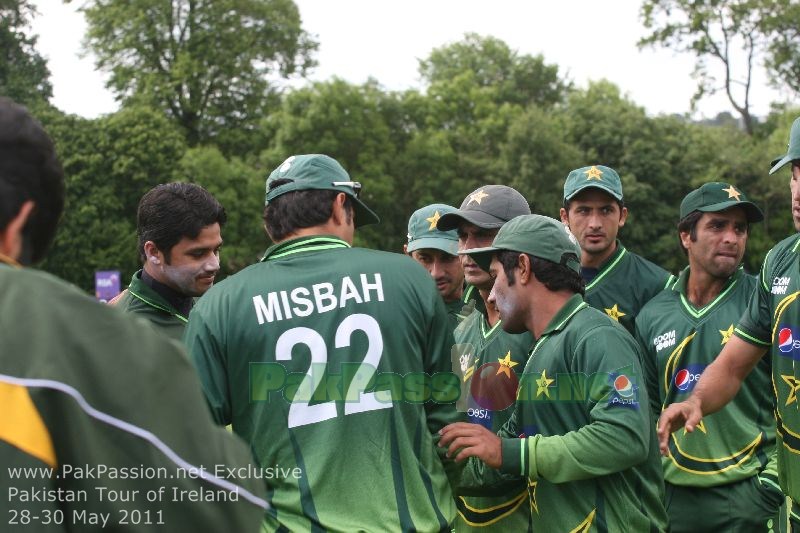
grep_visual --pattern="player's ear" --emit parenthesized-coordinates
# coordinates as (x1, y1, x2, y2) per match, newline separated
(559, 207, 569, 225)
(331, 193, 350, 227)
(0, 200, 34, 261)
(518, 253, 532, 284)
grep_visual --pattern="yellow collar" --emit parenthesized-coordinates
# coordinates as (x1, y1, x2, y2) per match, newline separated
(0, 252, 21, 268)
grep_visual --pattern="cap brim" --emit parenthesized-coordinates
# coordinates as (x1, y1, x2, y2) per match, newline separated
(564, 183, 623, 201)
(459, 245, 500, 272)
(697, 201, 764, 223)
(770, 154, 794, 175)
(407, 236, 459, 255)
(437, 210, 506, 231)
(353, 198, 380, 227)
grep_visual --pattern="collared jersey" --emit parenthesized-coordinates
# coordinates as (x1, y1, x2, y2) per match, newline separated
(635, 267, 777, 488)
(452, 310, 533, 530)
(462, 295, 668, 532)
(0, 264, 267, 532)
(445, 298, 472, 331)
(584, 241, 675, 335)
(736, 233, 800, 502)
(110, 270, 189, 341)
(184, 236, 460, 532)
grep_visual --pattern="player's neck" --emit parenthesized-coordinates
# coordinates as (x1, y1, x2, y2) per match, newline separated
(685, 267, 729, 308)
(580, 240, 618, 269)
(529, 289, 573, 339)
(280, 222, 354, 245)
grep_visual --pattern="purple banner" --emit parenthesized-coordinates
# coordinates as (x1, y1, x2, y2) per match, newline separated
(95, 270, 121, 302)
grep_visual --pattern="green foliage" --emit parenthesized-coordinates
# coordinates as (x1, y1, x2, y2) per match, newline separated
(178, 146, 266, 273)
(758, 0, 800, 96)
(39, 106, 186, 291)
(80, 0, 317, 153)
(0, 0, 52, 105)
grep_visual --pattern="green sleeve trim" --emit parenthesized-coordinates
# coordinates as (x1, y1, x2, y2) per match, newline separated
(664, 274, 676, 289)
(759, 474, 781, 493)
(733, 327, 771, 347)
(760, 248, 774, 292)
(499, 438, 523, 476)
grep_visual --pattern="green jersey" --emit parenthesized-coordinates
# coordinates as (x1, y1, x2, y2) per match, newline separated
(184, 236, 460, 532)
(452, 311, 533, 530)
(736, 233, 800, 502)
(584, 241, 675, 335)
(111, 270, 189, 341)
(461, 295, 668, 532)
(635, 267, 778, 488)
(445, 298, 472, 331)
(1, 264, 267, 532)
(461, 284, 485, 317)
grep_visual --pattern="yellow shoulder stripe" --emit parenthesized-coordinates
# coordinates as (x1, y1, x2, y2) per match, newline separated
(0, 382, 56, 468)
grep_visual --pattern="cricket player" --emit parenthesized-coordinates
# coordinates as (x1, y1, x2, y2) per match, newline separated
(184, 153, 461, 531)
(560, 164, 675, 334)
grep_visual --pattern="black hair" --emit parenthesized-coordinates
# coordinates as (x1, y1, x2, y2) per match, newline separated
(0, 97, 65, 265)
(263, 179, 353, 242)
(497, 250, 585, 296)
(137, 183, 226, 263)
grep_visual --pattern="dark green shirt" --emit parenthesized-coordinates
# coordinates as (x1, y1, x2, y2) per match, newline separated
(452, 311, 533, 530)
(584, 241, 675, 335)
(184, 236, 460, 532)
(635, 267, 778, 489)
(461, 294, 668, 532)
(736, 233, 800, 502)
(1, 264, 267, 532)
(112, 270, 188, 341)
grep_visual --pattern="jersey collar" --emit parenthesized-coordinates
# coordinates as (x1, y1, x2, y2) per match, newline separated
(673, 265, 743, 319)
(584, 240, 626, 291)
(127, 270, 189, 322)
(539, 293, 588, 337)
(261, 235, 350, 262)
(0, 252, 21, 268)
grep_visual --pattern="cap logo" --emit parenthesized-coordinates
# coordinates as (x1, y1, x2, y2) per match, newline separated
(584, 166, 603, 181)
(722, 185, 741, 201)
(279, 155, 296, 173)
(467, 189, 489, 205)
(426, 210, 442, 230)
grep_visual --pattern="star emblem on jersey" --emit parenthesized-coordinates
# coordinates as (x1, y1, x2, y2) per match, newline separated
(782, 375, 800, 406)
(719, 324, 734, 345)
(536, 369, 555, 398)
(467, 189, 489, 205)
(604, 304, 626, 322)
(496, 351, 519, 379)
(426, 210, 442, 230)
(584, 166, 603, 180)
(722, 185, 741, 201)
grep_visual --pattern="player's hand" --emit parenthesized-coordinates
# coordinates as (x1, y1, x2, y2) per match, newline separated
(438, 422, 502, 468)
(657, 397, 703, 456)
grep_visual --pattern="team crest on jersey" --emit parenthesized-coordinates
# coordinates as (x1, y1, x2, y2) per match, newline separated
(772, 276, 791, 295)
(653, 330, 676, 352)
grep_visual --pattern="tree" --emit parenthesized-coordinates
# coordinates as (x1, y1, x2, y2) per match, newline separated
(639, 0, 764, 135)
(419, 33, 568, 109)
(758, 0, 800, 96)
(0, 0, 52, 105)
(79, 0, 317, 152)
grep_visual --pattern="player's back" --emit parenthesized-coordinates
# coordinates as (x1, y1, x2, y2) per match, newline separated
(186, 236, 459, 532)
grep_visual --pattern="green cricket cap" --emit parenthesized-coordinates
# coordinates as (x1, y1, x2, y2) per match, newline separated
(679, 182, 763, 222)
(563, 165, 623, 201)
(265, 154, 380, 227)
(462, 214, 581, 274)
(769, 116, 800, 175)
(407, 203, 459, 255)
(436, 185, 531, 231)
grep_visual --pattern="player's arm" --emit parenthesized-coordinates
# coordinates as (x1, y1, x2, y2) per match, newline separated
(183, 303, 232, 426)
(657, 336, 767, 454)
(442, 332, 654, 483)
